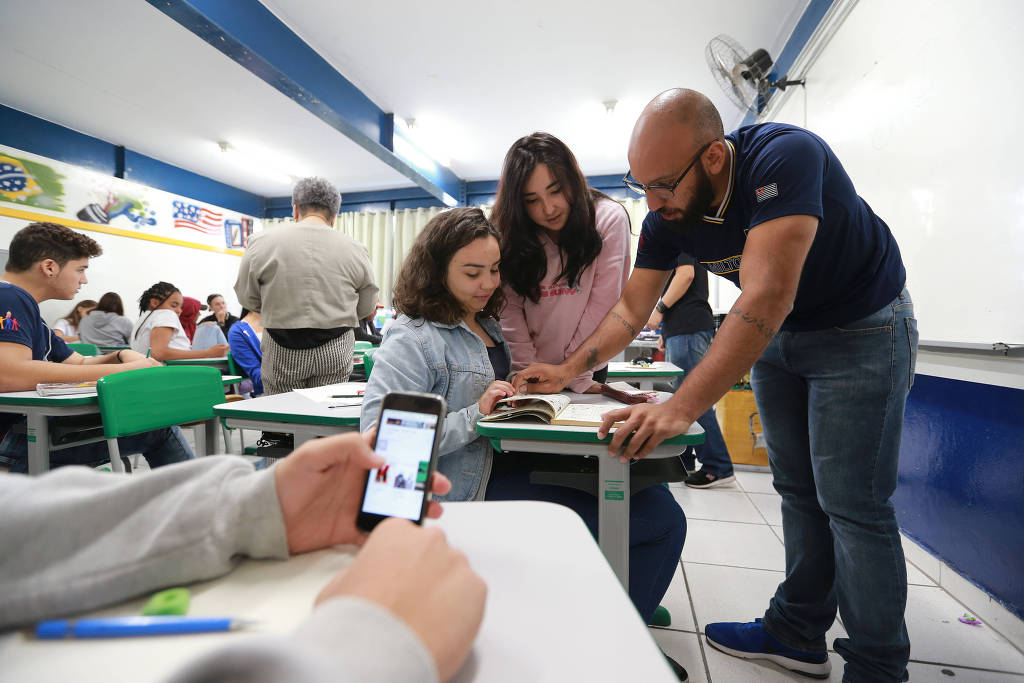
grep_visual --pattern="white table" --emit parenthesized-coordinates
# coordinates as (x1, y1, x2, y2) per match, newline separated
(0, 502, 677, 682)
(214, 386, 363, 448)
(0, 376, 242, 474)
(476, 392, 703, 587)
(165, 356, 230, 373)
(606, 361, 685, 390)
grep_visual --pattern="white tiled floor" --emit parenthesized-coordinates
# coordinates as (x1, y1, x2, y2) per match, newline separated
(651, 469, 1024, 681)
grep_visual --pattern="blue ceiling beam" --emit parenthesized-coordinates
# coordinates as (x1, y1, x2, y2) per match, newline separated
(145, 0, 465, 205)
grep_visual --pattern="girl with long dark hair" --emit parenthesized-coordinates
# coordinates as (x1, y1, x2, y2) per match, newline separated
(491, 132, 631, 392)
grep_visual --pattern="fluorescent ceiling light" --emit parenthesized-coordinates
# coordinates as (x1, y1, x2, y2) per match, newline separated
(217, 140, 305, 186)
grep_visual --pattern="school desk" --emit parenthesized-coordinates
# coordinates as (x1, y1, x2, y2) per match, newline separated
(0, 501, 677, 682)
(0, 376, 242, 474)
(164, 356, 231, 372)
(213, 386, 363, 448)
(606, 361, 685, 390)
(475, 392, 703, 587)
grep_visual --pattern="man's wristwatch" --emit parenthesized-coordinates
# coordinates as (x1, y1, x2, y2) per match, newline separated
(655, 299, 669, 314)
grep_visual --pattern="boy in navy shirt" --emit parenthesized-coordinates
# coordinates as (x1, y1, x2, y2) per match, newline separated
(518, 90, 915, 682)
(0, 222, 193, 473)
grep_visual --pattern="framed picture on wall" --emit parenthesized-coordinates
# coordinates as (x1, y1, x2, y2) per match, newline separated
(224, 220, 243, 248)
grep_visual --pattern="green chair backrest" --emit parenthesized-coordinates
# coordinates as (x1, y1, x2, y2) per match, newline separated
(354, 340, 375, 351)
(362, 347, 376, 378)
(226, 350, 246, 378)
(97, 366, 225, 438)
(68, 342, 99, 356)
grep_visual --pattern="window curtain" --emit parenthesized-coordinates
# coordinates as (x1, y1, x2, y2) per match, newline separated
(252, 199, 651, 308)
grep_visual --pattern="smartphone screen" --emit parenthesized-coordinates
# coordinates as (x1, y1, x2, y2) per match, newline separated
(358, 395, 444, 529)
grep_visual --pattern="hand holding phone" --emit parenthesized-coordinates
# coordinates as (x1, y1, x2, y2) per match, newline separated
(357, 392, 447, 532)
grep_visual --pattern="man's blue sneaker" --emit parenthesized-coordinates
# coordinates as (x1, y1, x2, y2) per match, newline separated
(705, 618, 831, 678)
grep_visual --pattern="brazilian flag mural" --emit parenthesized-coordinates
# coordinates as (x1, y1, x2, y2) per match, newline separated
(0, 153, 65, 211)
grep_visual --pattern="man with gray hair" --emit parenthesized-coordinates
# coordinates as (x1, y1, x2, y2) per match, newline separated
(235, 177, 378, 395)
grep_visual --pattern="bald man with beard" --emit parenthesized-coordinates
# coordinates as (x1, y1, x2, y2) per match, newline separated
(517, 89, 915, 682)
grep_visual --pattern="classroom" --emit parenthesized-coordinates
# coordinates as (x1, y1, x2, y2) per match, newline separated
(1, 0, 1022, 681)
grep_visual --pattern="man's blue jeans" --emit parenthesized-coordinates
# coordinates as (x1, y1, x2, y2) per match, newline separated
(754, 289, 917, 683)
(0, 421, 194, 473)
(664, 329, 734, 477)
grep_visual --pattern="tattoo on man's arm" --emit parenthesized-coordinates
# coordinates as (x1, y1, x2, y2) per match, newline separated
(610, 311, 638, 338)
(585, 347, 599, 371)
(730, 308, 778, 342)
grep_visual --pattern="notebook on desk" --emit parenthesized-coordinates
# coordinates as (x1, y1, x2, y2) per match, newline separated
(480, 394, 627, 428)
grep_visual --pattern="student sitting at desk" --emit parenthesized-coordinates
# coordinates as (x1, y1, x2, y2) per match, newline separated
(51, 297, 96, 342)
(360, 209, 687, 677)
(492, 132, 630, 392)
(131, 282, 230, 361)
(0, 432, 484, 683)
(0, 222, 192, 473)
(228, 308, 264, 395)
(78, 291, 133, 346)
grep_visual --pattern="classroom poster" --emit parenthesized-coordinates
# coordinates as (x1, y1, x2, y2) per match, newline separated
(0, 145, 261, 254)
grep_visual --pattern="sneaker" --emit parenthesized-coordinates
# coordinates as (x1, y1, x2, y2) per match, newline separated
(661, 651, 689, 681)
(685, 470, 735, 489)
(705, 618, 830, 678)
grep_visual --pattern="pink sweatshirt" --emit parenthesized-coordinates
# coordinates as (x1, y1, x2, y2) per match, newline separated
(501, 197, 631, 392)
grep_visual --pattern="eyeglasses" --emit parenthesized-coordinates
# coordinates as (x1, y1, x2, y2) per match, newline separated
(623, 140, 716, 199)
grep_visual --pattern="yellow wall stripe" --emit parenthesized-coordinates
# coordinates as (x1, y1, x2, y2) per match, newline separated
(0, 206, 244, 257)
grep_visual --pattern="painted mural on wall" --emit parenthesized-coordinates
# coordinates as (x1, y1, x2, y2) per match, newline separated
(0, 146, 259, 252)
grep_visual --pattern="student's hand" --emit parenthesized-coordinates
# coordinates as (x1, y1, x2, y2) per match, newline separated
(512, 362, 570, 394)
(658, 336, 665, 353)
(124, 358, 163, 370)
(597, 402, 693, 462)
(117, 349, 147, 363)
(275, 431, 451, 554)
(316, 518, 486, 681)
(206, 343, 230, 356)
(645, 310, 663, 331)
(478, 380, 515, 414)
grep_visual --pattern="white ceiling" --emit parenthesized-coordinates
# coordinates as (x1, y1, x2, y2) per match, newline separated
(0, 0, 808, 198)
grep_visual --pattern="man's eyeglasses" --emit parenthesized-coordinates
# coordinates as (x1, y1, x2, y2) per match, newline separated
(623, 140, 716, 199)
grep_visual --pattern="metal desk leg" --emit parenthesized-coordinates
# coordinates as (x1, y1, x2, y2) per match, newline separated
(597, 452, 630, 590)
(26, 412, 51, 475)
(203, 418, 218, 455)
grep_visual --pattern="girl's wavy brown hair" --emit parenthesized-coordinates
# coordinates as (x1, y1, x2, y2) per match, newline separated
(392, 207, 504, 325)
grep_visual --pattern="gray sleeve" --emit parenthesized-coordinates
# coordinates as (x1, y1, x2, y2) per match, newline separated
(0, 457, 288, 629)
(355, 245, 380, 321)
(166, 598, 438, 683)
(234, 244, 263, 313)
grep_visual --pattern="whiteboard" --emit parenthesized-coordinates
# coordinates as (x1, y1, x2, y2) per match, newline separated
(767, 0, 1024, 344)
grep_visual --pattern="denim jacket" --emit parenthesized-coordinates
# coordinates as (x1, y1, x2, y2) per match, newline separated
(360, 313, 511, 502)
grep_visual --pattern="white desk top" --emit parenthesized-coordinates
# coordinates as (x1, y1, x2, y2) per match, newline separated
(214, 384, 365, 426)
(607, 361, 684, 376)
(0, 501, 675, 682)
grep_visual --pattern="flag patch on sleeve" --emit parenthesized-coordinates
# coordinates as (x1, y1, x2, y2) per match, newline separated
(755, 183, 778, 202)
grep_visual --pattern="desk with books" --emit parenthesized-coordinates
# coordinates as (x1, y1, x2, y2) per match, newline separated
(0, 376, 242, 474)
(213, 384, 365, 448)
(475, 392, 703, 587)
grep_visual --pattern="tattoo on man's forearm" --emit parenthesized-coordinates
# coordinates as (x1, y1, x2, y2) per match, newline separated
(585, 347, 599, 371)
(610, 311, 638, 338)
(729, 308, 778, 341)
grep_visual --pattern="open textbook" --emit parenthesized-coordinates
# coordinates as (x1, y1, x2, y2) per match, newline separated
(479, 393, 627, 427)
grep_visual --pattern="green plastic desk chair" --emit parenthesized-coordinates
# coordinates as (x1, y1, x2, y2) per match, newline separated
(96, 366, 225, 473)
(354, 340, 374, 351)
(67, 342, 99, 356)
(361, 347, 377, 378)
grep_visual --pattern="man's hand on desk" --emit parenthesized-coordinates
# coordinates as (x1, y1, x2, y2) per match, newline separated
(316, 518, 487, 682)
(512, 362, 571, 394)
(597, 402, 693, 462)
(275, 430, 451, 554)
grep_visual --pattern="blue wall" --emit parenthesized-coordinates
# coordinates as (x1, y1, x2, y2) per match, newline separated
(895, 374, 1024, 619)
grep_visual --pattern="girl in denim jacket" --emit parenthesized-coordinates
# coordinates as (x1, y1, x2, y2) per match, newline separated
(360, 208, 686, 632)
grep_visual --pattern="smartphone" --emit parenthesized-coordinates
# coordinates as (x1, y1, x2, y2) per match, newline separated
(356, 391, 447, 532)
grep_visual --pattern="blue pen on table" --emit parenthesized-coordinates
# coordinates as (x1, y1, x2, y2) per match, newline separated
(35, 616, 255, 639)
